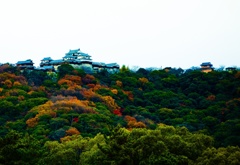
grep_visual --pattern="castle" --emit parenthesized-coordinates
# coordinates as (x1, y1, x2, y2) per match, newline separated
(16, 48, 120, 73)
(200, 62, 213, 73)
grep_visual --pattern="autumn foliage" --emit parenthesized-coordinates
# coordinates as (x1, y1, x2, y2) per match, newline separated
(58, 75, 82, 90)
(102, 96, 120, 111)
(124, 115, 146, 129)
(1, 63, 240, 164)
(113, 109, 122, 116)
(66, 127, 80, 136)
(26, 95, 96, 127)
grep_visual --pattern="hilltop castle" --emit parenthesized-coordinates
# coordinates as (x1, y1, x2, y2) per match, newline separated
(16, 48, 120, 73)
(200, 62, 213, 73)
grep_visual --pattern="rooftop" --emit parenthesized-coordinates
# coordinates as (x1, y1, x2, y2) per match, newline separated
(37, 65, 54, 70)
(92, 62, 106, 66)
(41, 57, 53, 61)
(200, 62, 213, 66)
(106, 63, 120, 68)
(67, 49, 80, 54)
(49, 59, 64, 64)
(16, 59, 34, 65)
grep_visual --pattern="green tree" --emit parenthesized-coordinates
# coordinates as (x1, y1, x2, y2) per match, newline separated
(58, 64, 75, 78)
(84, 125, 213, 165)
(193, 146, 240, 165)
(0, 131, 45, 165)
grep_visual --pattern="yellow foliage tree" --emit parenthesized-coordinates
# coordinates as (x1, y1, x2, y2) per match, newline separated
(102, 96, 120, 111)
(0, 73, 27, 85)
(13, 81, 21, 87)
(26, 117, 39, 128)
(116, 80, 123, 87)
(26, 96, 96, 127)
(139, 77, 149, 84)
(111, 89, 118, 95)
(4, 80, 12, 88)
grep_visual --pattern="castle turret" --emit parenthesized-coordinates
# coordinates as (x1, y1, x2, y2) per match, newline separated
(200, 62, 213, 73)
(16, 59, 34, 70)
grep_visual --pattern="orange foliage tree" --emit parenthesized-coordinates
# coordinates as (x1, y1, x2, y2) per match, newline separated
(124, 115, 146, 129)
(0, 73, 27, 86)
(4, 80, 12, 88)
(82, 74, 96, 84)
(58, 75, 82, 90)
(93, 84, 102, 91)
(80, 88, 96, 100)
(87, 83, 95, 89)
(122, 91, 134, 101)
(66, 127, 80, 136)
(206, 95, 216, 101)
(234, 71, 240, 79)
(111, 89, 118, 95)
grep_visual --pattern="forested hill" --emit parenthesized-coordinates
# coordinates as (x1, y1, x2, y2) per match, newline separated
(0, 63, 240, 164)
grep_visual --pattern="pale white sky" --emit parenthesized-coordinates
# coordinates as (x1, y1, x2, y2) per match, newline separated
(0, 0, 240, 69)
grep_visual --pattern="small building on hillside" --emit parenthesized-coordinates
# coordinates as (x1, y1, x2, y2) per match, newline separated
(16, 59, 35, 70)
(226, 67, 237, 72)
(200, 62, 213, 73)
(164, 67, 172, 72)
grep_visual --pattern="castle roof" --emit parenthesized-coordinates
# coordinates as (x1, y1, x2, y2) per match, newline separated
(78, 60, 92, 64)
(41, 57, 53, 61)
(37, 65, 54, 71)
(106, 63, 120, 68)
(49, 59, 64, 64)
(16, 59, 34, 65)
(63, 54, 75, 59)
(80, 52, 91, 57)
(67, 49, 80, 54)
(92, 62, 106, 66)
(200, 62, 213, 66)
(65, 48, 91, 57)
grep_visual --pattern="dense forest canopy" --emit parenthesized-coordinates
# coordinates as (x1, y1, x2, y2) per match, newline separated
(0, 63, 240, 164)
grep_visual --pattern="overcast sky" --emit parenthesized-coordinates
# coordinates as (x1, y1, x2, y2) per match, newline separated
(0, 0, 240, 69)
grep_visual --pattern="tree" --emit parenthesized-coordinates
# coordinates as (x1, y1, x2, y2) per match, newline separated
(193, 146, 240, 165)
(86, 125, 213, 164)
(23, 70, 49, 86)
(0, 131, 45, 165)
(120, 65, 130, 73)
(57, 64, 75, 78)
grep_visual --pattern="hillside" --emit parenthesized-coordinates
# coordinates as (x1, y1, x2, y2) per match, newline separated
(0, 63, 240, 164)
